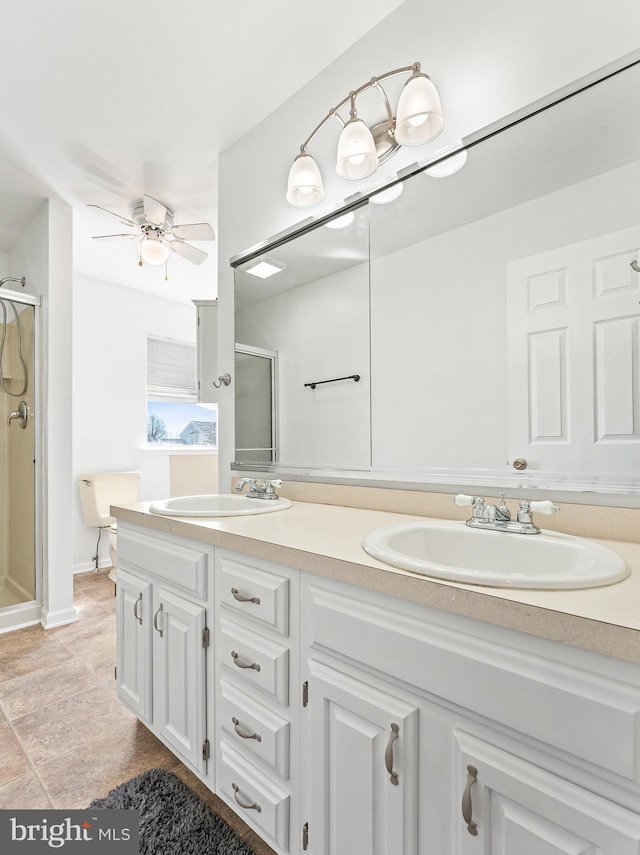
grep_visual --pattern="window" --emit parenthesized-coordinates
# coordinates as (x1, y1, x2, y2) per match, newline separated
(146, 336, 217, 448)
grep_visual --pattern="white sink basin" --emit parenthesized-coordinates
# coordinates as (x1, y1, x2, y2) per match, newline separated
(362, 519, 628, 589)
(149, 494, 293, 518)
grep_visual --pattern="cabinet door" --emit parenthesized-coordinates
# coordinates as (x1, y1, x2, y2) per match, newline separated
(152, 586, 207, 772)
(307, 659, 418, 855)
(455, 731, 640, 854)
(116, 568, 152, 721)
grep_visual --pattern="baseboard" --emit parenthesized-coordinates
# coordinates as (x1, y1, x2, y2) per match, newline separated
(0, 601, 43, 633)
(40, 605, 78, 629)
(73, 559, 112, 575)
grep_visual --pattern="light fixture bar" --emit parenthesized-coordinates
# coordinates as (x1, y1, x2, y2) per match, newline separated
(286, 61, 444, 208)
(299, 63, 419, 152)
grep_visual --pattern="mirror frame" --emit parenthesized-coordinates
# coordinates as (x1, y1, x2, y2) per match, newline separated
(230, 50, 640, 507)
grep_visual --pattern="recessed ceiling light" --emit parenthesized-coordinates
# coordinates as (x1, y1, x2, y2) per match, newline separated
(242, 257, 286, 279)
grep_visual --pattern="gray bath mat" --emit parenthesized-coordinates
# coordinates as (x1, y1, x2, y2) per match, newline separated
(88, 768, 255, 855)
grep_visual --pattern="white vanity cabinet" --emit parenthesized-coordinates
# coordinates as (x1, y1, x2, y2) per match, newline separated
(113, 520, 640, 855)
(214, 548, 299, 853)
(302, 575, 640, 855)
(115, 523, 212, 777)
(455, 731, 640, 853)
(305, 657, 420, 855)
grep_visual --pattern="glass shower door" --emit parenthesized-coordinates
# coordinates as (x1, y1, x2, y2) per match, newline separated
(234, 344, 277, 464)
(0, 297, 35, 609)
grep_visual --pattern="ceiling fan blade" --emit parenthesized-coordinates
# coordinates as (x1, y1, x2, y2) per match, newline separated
(91, 233, 138, 240)
(170, 240, 208, 265)
(143, 194, 167, 227)
(171, 222, 215, 242)
(87, 203, 136, 228)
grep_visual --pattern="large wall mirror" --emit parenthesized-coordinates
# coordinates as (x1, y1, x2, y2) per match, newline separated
(232, 56, 640, 500)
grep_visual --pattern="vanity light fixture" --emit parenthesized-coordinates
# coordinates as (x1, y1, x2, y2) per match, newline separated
(241, 256, 287, 279)
(286, 62, 443, 208)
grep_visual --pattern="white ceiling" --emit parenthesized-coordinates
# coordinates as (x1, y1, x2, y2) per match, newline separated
(0, 0, 405, 302)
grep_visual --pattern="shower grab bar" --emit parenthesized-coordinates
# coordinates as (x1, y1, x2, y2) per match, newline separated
(304, 373, 360, 389)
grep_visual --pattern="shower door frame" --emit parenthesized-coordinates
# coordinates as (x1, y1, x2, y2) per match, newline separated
(0, 287, 42, 629)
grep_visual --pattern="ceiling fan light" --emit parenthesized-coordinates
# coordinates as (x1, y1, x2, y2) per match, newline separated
(394, 72, 444, 147)
(336, 117, 378, 179)
(286, 152, 324, 207)
(140, 235, 170, 265)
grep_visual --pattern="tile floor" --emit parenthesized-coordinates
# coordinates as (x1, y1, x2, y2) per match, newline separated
(0, 569, 275, 855)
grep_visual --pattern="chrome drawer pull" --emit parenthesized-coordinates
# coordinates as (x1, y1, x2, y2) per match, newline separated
(153, 603, 164, 638)
(231, 587, 261, 605)
(232, 716, 262, 742)
(133, 593, 143, 625)
(232, 782, 262, 812)
(385, 722, 399, 785)
(231, 650, 261, 672)
(462, 764, 478, 836)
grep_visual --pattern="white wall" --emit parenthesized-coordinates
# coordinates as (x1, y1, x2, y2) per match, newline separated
(72, 274, 197, 572)
(216, 0, 640, 489)
(0, 250, 8, 278)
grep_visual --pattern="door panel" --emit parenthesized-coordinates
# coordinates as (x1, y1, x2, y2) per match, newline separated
(152, 587, 206, 772)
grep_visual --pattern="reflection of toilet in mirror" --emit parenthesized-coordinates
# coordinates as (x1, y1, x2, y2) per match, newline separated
(77, 472, 141, 583)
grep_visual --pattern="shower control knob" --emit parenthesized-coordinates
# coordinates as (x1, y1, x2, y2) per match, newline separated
(7, 400, 28, 429)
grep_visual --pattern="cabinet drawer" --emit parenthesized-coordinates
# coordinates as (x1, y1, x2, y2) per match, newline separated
(219, 741, 290, 851)
(220, 616, 289, 705)
(118, 526, 208, 600)
(218, 553, 289, 636)
(219, 680, 290, 779)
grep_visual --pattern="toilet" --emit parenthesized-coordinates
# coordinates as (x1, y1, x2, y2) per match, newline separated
(77, 471, 141, 583)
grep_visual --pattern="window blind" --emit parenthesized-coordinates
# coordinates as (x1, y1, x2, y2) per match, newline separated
(147, 337, 197, 402)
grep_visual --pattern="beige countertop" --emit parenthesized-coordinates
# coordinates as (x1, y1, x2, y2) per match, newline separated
(113, 500, 640, 665)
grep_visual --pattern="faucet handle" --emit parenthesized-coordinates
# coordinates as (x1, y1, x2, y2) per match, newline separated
(453, 494, 475, 507)
(529, 500, 560, 515)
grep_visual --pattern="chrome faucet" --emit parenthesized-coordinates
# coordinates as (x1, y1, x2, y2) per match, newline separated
(454, 493, 559, 535)
(235, 478, 284, 500)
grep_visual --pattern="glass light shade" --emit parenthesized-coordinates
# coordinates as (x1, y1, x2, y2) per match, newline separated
(336, 117, 378, 179)
(425, 147, 468, 177)
(369, 183, 404, 205)
(325, 211, 355, 229)
(140, 236, 170, 265)
(286, 152, 324, 207)
(394, 73, 444, 146)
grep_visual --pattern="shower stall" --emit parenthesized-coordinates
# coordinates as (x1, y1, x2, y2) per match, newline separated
(0, 280, 40, 632)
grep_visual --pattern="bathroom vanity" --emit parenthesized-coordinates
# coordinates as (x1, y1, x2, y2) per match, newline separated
(113, 499, 640, 855)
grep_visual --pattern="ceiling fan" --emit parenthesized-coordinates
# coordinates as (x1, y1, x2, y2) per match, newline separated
(88, 195, 215, 268)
